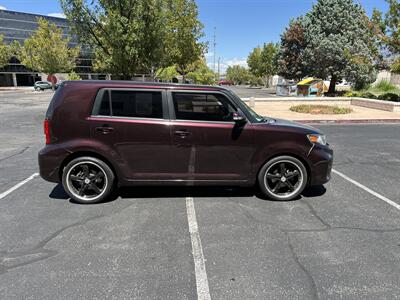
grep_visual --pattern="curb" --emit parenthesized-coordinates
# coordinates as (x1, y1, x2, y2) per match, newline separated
(295, 119, 400, 125)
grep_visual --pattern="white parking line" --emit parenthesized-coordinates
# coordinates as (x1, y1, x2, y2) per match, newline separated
(185, 197, 211, 300)
(0, 173, 39, 200)
(332, 169, 400, 210)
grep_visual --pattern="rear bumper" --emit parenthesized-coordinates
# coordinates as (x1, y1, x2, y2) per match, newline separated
(308, 145, 333, 186)
(38, 145, 69, 183)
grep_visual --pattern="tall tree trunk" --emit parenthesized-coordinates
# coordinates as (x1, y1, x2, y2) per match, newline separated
(265, 75, 270, 88)
(328, 75, 337, 95)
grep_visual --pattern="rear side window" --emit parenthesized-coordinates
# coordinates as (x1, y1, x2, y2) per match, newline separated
(172, 92, 236, 122)
(95, 90, 111, 116)
(92, 89, 163, 119)
(45, 83, 64, 119)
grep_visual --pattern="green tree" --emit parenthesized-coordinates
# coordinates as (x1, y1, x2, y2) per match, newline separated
(61, 0, 205, 81)
(277, 19, 308, 81)
(186, 60, 216, 85)
(391, 58, 400, 73)
(301, 0, 378, 93)
(166, 0, 206, 82)
(0, 35, 11, 68)
(156, 66, 179, 82)
(67, 71, 81, 80)
(62, 0, 167, 79)
(247, 42, 278, 87)
(226, 65, 250, 85)
(371, 1, 400, 73)
(20, 18, 79, 88)
(0, 36, 19, 68)
(383, 0, 400, 54)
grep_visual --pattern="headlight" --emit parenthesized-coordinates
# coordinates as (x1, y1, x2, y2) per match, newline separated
(307, 134, 327, 146)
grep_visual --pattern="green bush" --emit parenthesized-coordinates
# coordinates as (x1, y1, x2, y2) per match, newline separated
(344, 91, 361, 97)
(375, 80, 397, 92)
(377, 93, 400, 102)
(360, 92, 376, 99)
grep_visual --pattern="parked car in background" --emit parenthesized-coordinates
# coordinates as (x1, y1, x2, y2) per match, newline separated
(218, 79, 234, 86)
(39, 81, 333, 204)
(34, 81, 52, 91)
(34, 81, 60, 91)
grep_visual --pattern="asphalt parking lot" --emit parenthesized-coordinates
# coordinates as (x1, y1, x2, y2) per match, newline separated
(1, 89, 400, 299)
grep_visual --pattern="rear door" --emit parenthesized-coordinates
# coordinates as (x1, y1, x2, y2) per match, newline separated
(168, 90, 255, 182)
(90, 88, 176, 181)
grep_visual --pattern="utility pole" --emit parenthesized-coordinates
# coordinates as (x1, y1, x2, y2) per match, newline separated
(213, 27, 216, 73)
(217, 57, 220, 80)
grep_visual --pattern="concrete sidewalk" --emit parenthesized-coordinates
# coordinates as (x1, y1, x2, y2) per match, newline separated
(252, 100, 400, 124)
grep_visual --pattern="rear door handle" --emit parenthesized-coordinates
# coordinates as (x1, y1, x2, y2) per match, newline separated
(174, 130, 191, 137)
(95, 125, 114, 134)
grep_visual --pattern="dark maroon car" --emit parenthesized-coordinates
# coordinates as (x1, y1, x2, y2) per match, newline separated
(218, 79, 234, 86)
(39, 81, 333, 204)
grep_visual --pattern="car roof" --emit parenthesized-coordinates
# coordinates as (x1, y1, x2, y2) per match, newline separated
(62, 80, 231, 92)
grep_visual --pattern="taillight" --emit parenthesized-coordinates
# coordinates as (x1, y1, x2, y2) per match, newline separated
(44, 119, 51, 144)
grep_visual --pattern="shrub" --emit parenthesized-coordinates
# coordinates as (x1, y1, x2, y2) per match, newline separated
(377, 93, 400, 102)
(290, 104, 353, 114)
(344, 91, 361, 97)
(360, 92, 376, 99)
(375, 80, 397, 92)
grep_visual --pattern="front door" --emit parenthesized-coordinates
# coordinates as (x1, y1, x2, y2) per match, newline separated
(169, 91, 255, 183)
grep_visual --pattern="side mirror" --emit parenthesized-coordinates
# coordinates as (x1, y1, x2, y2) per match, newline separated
(232, 111, 246, 123)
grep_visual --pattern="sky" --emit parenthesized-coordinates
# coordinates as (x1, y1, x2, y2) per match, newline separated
(0, 0, 390, 73)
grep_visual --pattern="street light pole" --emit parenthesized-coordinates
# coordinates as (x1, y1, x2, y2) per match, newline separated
(213, 27, 216, 73)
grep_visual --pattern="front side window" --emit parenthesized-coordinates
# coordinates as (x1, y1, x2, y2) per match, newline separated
(92, 89, 163, 119)
(172, 92, 236, 122)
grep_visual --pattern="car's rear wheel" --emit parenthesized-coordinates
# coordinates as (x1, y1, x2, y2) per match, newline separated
(62, 156, 115, 204)
(258, 155, 308, 201)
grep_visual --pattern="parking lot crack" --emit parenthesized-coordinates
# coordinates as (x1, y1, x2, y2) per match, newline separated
(0, 147, 29, 162)
(285, 232, 319, 300)
(300, 199, 331, 230)
(0, 201, 136, 274)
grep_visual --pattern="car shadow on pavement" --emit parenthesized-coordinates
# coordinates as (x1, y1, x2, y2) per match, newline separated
(49, 183, 326, 203)
(49, 184, 70, 200)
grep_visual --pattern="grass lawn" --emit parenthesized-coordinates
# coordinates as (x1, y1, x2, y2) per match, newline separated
(290, 104, 352, 115)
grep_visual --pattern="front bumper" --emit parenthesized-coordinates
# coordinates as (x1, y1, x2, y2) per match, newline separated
(308, 144, 333, 185)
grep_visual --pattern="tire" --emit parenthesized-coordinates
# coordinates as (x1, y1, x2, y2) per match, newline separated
(258, 155, 308, 201)
(62, 156, 115, 204)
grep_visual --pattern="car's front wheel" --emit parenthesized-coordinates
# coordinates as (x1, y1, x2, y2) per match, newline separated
(62, 156, 115, 204)
(258, 155, 308, 201)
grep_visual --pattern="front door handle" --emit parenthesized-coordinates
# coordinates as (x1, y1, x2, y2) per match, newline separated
(174, 130, 191, 137)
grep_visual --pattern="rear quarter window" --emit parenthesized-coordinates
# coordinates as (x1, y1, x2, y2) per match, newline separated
(45, 83, 64, 119)
(92, 89, 111, 116)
